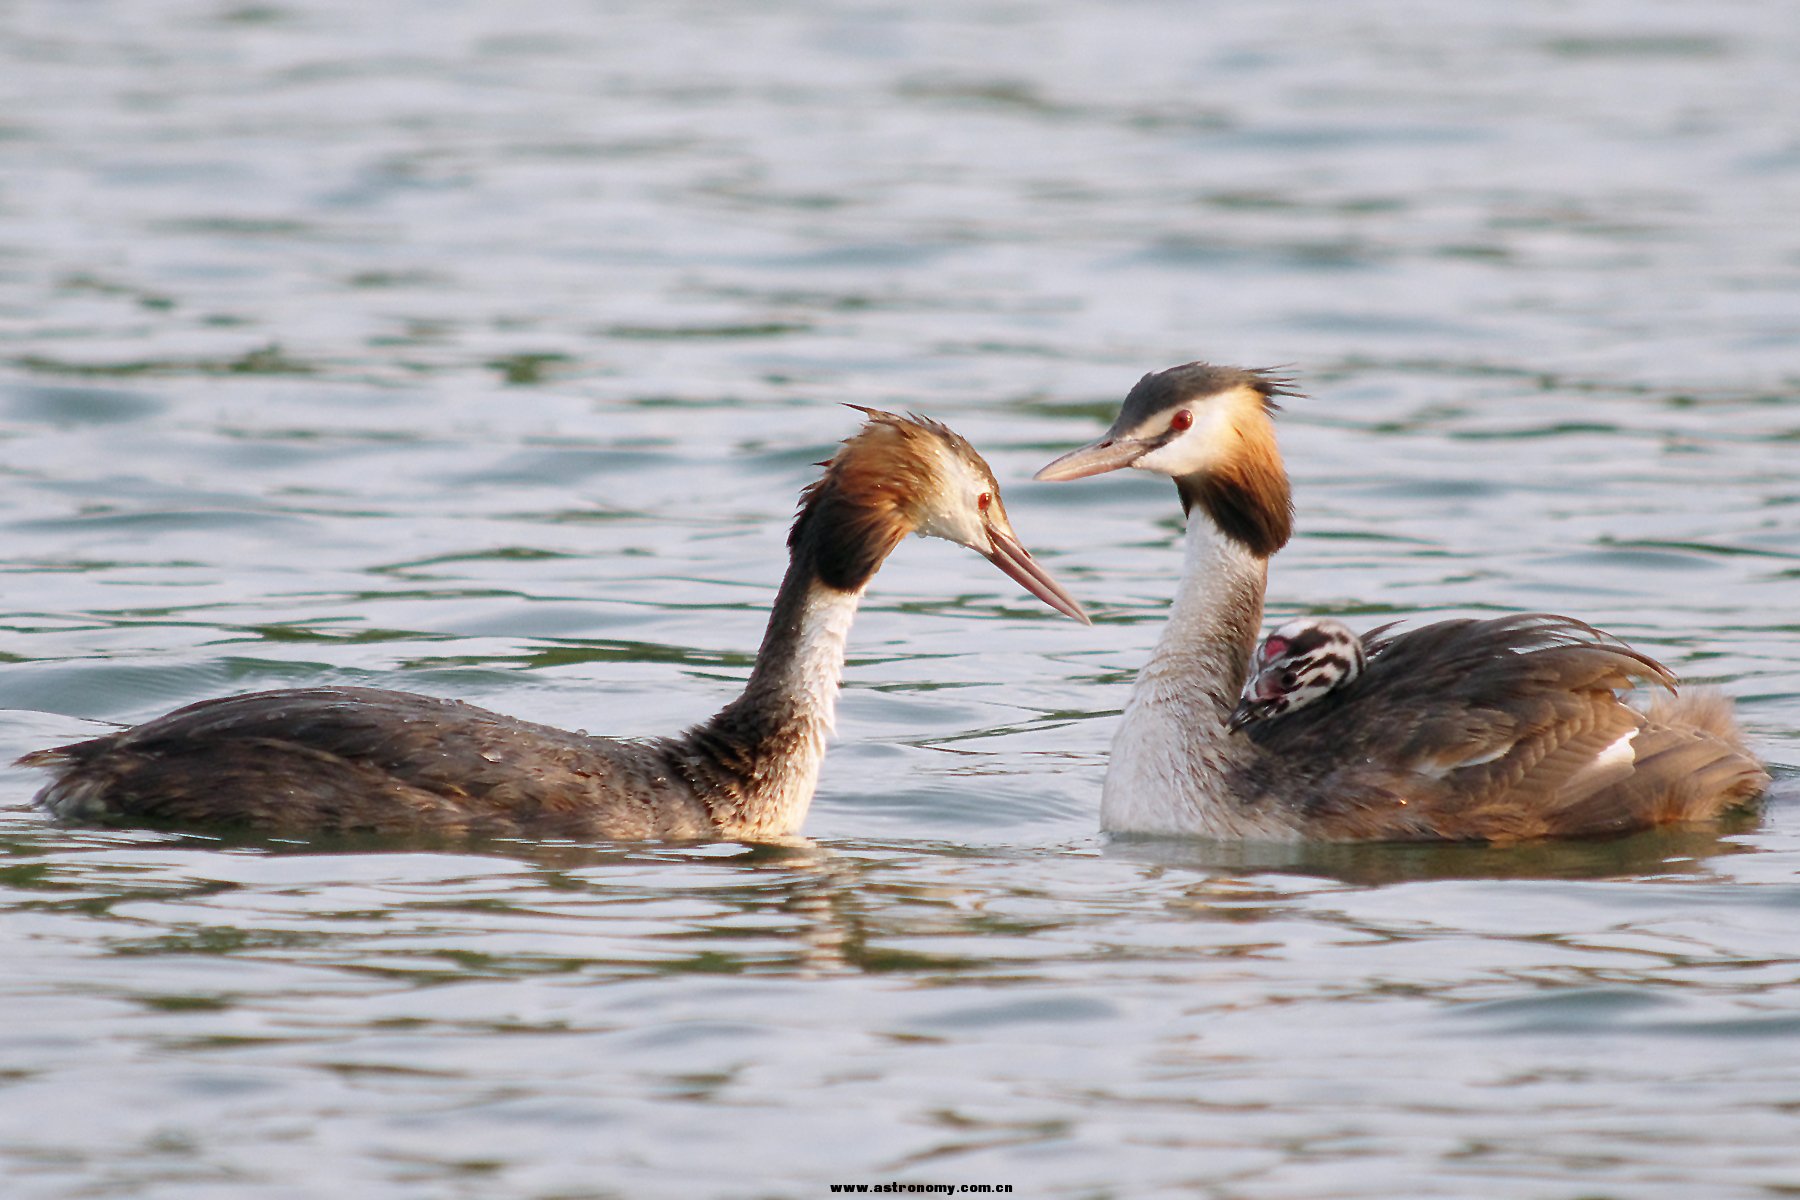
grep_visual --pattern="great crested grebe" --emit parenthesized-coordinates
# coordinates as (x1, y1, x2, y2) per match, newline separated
(1230, 616, 1371, 731)
(1037, 362, 1768, 842)
(23, 409, 1087, 840)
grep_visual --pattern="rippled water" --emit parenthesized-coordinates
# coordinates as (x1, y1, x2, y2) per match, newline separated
(3, 1, 1799, 1196)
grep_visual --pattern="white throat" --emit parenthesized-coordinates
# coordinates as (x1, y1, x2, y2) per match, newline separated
(1100, 512, 1277, 837)
(753, 580, 864, 835)
(785, 580, 863, 746)
(699, 573, 868, 840)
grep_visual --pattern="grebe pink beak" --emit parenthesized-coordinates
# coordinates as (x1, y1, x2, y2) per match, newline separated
(982, 527, 1089, 624)
(1033, 434, 1159, 481)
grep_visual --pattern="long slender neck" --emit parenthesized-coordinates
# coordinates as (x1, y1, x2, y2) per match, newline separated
(674, 466, 911, 838)
(1143, 512, 1268, 722)
(1100, 508, 1269, 834)
(673, 555, 865, 839)
(1134, 412, 1288, 731)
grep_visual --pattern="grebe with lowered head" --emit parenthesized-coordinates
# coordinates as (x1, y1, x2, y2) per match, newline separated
(1037, 363, 1767, 842)
(23, 408, 1087, 841)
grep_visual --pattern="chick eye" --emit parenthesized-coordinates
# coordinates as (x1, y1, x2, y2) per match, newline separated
(977, 492, 992, 512)
(1169, 409, 1194, 432)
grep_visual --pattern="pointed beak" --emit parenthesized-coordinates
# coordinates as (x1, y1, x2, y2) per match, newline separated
(983, 528, 1090, 624)
(1229, 672, 1287, 731)
(1241, 673, 1286, 705)
(1034, 435, 1155, 482)
(1226, 698, 1269, 732)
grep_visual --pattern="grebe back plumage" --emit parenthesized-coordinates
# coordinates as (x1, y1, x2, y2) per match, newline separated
(23, 409, 1087, 841)
(1037, 362, 1767, 842)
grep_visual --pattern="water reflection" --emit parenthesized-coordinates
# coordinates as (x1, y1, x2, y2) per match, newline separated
(1106, 812, 1766, 886)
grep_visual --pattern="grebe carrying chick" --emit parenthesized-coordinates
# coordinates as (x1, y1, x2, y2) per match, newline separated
(1038, 362, 1767, 842)
(22, 409, 1087, 840)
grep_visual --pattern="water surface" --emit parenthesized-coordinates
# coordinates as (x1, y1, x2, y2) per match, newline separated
(2, 2, 1798, 1197)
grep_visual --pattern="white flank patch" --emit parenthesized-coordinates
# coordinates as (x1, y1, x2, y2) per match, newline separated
(1591, 727, 1639, 771)
(1550, 725, 1641, 794)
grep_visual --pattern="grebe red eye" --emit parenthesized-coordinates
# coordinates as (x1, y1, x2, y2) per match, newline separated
(977, 492, 992, 512)
(1169, 409, 1194, 432)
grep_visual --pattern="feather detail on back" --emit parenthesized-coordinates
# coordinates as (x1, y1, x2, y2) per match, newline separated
(1236, 615, 1767, 842)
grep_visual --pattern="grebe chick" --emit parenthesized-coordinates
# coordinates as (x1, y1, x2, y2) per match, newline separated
(1230, 617, 1370, 731)
(23, 409, 1088, 841)
(1037, 362, 1767, 842)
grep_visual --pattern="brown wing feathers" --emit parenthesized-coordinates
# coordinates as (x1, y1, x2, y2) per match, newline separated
(1245, 615, 1764, 841)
